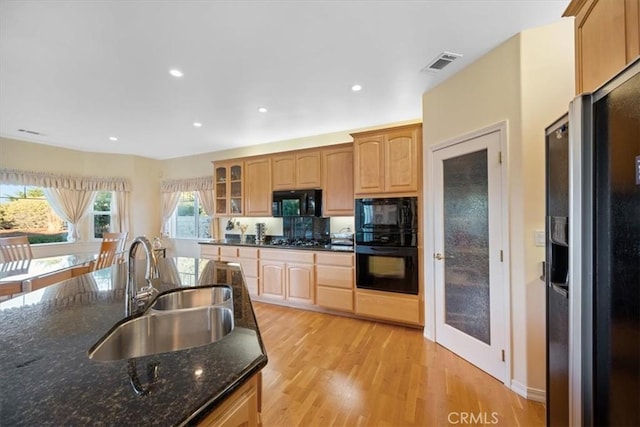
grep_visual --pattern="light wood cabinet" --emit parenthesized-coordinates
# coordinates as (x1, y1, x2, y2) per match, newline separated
(355, 289, 421, 325)
(200, 244, 220, 260)
(564, 0, 640, 93)
(352, 123, 422, 196)
(214, 160, 243, 216)
(322, 144, 354, 216)
(244, 157, 272, 216)
(198, 372, 261, 427)
(260, 249, 315, 304)
(295, 151, 322, 188)
(271, 150, 322, 190)
(272, 154, 296, 190)
(238, 247, 260, 296)
(260, 260, 286, 299)
(316, 252, 354, 312)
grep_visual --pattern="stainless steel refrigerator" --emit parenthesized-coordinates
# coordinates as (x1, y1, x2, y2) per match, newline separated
(545, 114, 570, 426)
(566, 57, 640, 426)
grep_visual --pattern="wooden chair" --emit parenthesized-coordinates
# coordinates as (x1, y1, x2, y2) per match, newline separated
(0, 236, 33, 263)
(102, 232, 128, 263)
(92, 240, 120, 272)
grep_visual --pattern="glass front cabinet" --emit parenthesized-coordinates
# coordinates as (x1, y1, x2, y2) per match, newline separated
(214, 161, 243, 215)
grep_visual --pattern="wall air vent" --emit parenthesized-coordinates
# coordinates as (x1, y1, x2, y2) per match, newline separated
(18, 128, 43, 135)
(421, 51, 462, 73)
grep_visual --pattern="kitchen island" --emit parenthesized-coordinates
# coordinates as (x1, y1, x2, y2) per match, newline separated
(0, 257, 268, 426)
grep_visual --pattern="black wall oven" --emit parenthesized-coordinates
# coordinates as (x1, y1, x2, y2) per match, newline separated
(355, 197, 419, 295)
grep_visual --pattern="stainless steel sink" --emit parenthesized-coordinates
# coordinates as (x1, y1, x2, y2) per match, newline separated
(88, 306, 234, 361)
(149, 285, 232, 311)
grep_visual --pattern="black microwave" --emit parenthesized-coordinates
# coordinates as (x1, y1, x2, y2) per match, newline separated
(355, 197, 418, 246)
(272, 189, 323, 217)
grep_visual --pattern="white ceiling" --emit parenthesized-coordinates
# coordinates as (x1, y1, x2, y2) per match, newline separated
(0, 0, 570, 160)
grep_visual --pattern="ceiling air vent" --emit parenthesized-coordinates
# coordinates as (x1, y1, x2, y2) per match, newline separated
(18, 128, 43, 135)
(421, 51, 462, 73)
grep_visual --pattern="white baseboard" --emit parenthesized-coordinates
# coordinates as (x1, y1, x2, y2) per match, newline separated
(511, 380, 546, 403)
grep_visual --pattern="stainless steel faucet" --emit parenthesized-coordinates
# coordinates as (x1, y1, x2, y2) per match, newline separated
(126, 236, 159, 316)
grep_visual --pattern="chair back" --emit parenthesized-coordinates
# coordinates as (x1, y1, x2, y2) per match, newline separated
(0, 236, 33, 263)
(102, 232, 128, 263)
(93, 240, 120, 271)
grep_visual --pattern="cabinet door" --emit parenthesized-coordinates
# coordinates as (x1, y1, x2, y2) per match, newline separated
(295, 151, 321, 188)
(286, 262, 314, 304)
(384, 127, 420, 193)
(322, 145, 354, 216)
(245, 157, 272, 216)
(272, 154, 296, 190)
(354, 135, 384, 194)
(570, 0, 640, 93)
(260, 261, 285, 298)
(214, 161, 243, 216)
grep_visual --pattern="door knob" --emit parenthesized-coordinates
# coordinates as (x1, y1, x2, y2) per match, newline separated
(434, 253, 443, 260)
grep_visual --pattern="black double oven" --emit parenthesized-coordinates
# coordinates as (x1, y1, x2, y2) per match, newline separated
(355, 197, 418, 295)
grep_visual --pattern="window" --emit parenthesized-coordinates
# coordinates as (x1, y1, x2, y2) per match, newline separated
(0, 184, 68, 243)
(92, 191, 113, 238)
(171, 191, 211, 238)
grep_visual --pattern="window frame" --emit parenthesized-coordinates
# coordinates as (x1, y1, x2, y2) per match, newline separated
(90, 190, 114, 240)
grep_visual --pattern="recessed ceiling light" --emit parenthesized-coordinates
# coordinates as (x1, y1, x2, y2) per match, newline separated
(258, 107, 267, 113)
(351, 84, 362, 92)
(193, 122, 202, 127)
(169, 69, 184, 78)
(109, 136, 118, 141)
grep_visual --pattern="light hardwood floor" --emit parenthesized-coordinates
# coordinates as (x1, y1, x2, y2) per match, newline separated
(254, 302, 545, 427)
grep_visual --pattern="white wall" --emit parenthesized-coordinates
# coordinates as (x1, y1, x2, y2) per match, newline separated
(421, 19, 574, 399)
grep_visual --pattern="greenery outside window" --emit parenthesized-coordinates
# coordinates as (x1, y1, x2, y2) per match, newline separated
(92, 191, 113, 238)
(0, 184, 68, 243)
(172, 191, 210, 238)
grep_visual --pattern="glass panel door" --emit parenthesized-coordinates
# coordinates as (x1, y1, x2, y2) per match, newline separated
(443, 149, 490, 344)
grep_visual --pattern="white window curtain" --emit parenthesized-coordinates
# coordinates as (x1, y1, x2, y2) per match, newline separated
(112, 191, 131, 235)
(197, 189, 215, 239)
(161, 176, 214, 237)
(43, 188, 97, 242)
(160, 192, 181, 236)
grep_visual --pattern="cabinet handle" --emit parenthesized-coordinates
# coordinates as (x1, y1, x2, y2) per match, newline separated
(434, 253, 443, 260)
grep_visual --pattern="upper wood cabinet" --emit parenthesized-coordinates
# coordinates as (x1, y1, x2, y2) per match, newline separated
(214, 160, 243, 216)
(564, 0, 640, 93)
(322, 144, 354, 216)
(244, 157, 272, 216)
(272, 154, 296, 190)
(295, 151, 321, 188)
(352, 123, 422, 196)
(272, 150, 321, 190)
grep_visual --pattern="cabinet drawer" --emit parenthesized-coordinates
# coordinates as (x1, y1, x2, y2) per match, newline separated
(317, 287, 353, 312)
(200, 245, 220, 259)
(316, 252, 353, 267)
(238, 259, 258, 277)
(316, 265, 353, 289)
(260, 249, 314, 264)
(355, 290, 421, 325)
(238, 247, 259, 258)
(220, 246, 239, 258)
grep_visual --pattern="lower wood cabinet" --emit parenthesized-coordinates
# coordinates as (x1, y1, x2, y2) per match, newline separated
(260, 249, 314, 305)
(198, 245, 422, 326)
(316, 252, 354, 312)
(198, 372, 261, 427)
(355, 289, 421, 325)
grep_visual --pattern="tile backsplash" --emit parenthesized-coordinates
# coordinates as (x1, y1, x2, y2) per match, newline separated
(216, 216, 354, 240)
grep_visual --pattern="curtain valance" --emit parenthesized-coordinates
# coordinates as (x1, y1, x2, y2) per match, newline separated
(0, 168, 131, 192)
(160, 176, 214, 193)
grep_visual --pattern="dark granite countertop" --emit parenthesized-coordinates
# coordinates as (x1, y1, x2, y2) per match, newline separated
(198, 240, 354, 252)
(0, 257, 268, 426)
